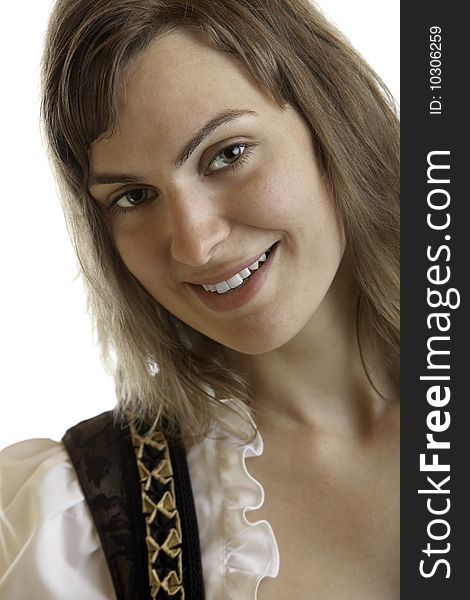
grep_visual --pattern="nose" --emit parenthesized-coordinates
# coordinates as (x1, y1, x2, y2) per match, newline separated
(167, 186, 231, 267)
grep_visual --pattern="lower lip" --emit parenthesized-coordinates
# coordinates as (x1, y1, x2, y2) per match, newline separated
(188, 242, 278, 312)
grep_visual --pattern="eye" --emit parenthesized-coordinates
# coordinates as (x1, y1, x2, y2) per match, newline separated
(206, 143, 248, 174)
(111, 188, 157, 210)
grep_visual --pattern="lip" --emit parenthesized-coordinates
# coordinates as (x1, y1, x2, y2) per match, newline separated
(185, 244, 276, 286)
(187, 241, 278, 312)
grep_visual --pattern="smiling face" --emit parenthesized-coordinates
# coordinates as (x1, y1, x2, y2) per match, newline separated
(89, 29, 345, 355)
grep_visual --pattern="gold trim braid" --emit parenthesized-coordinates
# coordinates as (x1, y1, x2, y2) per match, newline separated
(130, 420, 185, 599)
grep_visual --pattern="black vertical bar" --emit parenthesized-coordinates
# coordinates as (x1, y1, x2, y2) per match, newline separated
(401, 2, 469, 597)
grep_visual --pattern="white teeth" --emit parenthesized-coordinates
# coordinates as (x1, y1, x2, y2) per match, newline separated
(201, 246, 273, 294)
(248, 251, 268, 271)
(226, 274, 244, 289)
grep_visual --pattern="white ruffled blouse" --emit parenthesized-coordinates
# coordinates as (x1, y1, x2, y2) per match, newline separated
(0, 409, 279, 599)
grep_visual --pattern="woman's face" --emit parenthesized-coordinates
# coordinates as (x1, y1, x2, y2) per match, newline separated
(89, 29, 345, 354)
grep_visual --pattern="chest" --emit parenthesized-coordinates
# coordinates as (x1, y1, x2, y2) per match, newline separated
(246, 431, 400, 600)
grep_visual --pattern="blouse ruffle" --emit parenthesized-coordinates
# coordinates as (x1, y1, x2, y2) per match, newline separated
(187, 403, 280, 599)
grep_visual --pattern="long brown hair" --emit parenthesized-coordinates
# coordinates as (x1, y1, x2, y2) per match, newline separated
(42, 0, 399, 440)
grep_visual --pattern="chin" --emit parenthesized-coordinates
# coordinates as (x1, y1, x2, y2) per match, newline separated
(212, 322, 298, 356)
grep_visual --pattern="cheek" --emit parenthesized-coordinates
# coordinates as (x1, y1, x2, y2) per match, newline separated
(229, 167, 302, 231)
(111, 221, 167, 283)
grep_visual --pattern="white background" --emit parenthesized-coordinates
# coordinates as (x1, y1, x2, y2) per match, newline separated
(0, 1, 399, 449)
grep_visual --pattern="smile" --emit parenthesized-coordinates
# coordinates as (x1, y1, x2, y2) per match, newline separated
(201, 247, 273, 294)
(189, 241, 278, 312)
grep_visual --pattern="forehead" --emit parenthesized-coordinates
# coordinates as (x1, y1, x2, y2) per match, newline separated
(91, 29, 274, 162)
(123, 28, 266, 112)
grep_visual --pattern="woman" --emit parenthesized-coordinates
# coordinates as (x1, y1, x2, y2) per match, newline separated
(0, 0, 399, 598)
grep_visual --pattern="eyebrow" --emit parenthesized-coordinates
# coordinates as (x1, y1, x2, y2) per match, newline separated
(174, 108, 257, 167)
(88, 108, 257, 188)
(88, 172, 146, 187)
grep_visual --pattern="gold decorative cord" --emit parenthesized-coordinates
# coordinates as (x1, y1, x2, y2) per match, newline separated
(130, 421, 185, 599)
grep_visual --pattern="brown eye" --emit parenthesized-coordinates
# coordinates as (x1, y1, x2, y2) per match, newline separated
(113, 188, 157, 209)
(206, 143, 247, 173)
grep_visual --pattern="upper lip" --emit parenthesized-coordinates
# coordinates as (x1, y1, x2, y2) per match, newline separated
(185, 243, 275, 286)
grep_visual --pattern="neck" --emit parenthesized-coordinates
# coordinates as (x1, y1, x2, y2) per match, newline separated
(224, 265, 397, 438)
